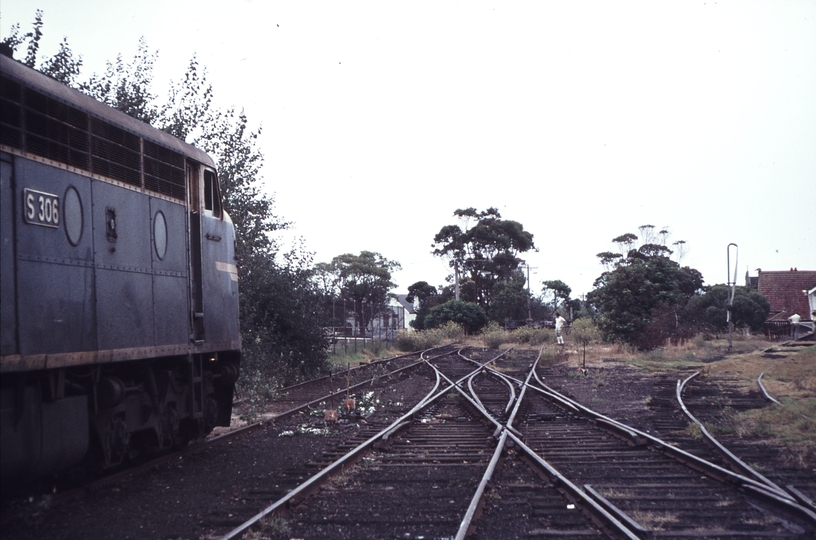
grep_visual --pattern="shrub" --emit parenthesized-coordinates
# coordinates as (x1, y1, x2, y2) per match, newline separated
(436, 321, 466, 341)
(511, 326, 553, 345)
(425, 300, 489, 334)
(482, 322, 507, 349)
(395, 329, 444, 351)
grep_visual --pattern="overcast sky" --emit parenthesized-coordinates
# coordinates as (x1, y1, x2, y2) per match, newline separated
(3, 1, 814, 298)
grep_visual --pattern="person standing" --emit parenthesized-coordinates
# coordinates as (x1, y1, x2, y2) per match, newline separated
(788, 313, 801, 339)
(555, 312, 566, 345)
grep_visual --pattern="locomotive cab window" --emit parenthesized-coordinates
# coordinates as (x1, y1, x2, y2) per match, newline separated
(203, 169, 222, 219)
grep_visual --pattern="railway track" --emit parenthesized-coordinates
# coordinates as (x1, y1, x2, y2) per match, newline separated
(225, 347, 815, 539)
(4, 345, 814, 539)
(3, 347, 449, 512)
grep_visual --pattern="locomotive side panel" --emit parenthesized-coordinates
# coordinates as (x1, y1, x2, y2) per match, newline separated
(149, 197, 190, 346)
(1, 155, 16, 355)
(92, 180, 155, 350)
(13, 158, 96, 356)
(202, 213, 240, 347)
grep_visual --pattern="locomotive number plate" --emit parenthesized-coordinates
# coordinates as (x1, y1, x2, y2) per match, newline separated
(23, 188, 60, 228)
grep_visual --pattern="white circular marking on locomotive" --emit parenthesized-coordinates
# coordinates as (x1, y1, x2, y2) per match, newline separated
(154, 211, 167, 260)
(63, 186, 83, 245)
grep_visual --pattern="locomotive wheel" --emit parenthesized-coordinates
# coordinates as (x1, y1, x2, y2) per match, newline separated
(161, 406, 181, 447)
(104, 417, 130, 466)
(203, 396, 219, 435)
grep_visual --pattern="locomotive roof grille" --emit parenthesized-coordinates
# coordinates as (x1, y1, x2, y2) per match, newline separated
(0, 55, 208, 201)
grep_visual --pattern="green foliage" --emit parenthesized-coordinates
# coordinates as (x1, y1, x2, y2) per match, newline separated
(407, 281, 439, 331)
(406, 281, 437, 308)
(436, 321, 466, 340)
(488, 273, 530, 323)
(570, 318, 601, 346)
(424, 300, 489, 334)
(39, 38, 83, 86)
(158, 55, 213, 140)
(570, 318, 601, 368)
(432, 207, 535, 308)
(589, 233, 703, 349)
(396, 321, 465, 352)
(481, 322, 507, 349)
(511, 326, 553, 345)
(395, 329, 443, 351)
(2, 9, 46, 68)
(687, 285, 770, 334)
(318, 252, 401, 336)
(542, 279, 572, 308)
(2, 10, 82, 87)
(82, 37, 160, 124)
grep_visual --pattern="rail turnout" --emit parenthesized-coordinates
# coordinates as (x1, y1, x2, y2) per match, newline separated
(224, 347, 816, 539)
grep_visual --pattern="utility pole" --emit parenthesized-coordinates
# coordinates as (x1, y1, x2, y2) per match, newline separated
(727, 243, 738, 351)
(526, 264, 538, 322)
(454, 259, 460, 301)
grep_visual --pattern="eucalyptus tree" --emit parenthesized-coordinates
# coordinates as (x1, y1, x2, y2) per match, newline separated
(541, 279, 572, 312)
(321, 251, 401, 336)
(432, 207, 535, 309)
(589, 228, 702, 349)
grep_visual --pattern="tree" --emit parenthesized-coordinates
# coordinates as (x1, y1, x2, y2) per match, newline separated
(424, 300, 489, 334)
(241, 250, 329, 384)
(158, 55, 214, 140)
(687, 285, 770, 335)
(404, 281, 437, 330)
(432, 207, 535, 308)
(1, 10, 44, 69)
(542, 280, 572, 312)
(406, 281, 438, 308)
(589, 230, 703, 349)
(489, 272, 530, 324)
(321, 252, 401, 336)
(39, 37, 83, 86)
(191, 104, 328, 382)
(81, 37, 159, 124)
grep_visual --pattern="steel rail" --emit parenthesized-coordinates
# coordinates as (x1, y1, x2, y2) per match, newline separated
(454, 430, 508, 540)
(220, 348, 480, 540)
(523, 368, 816, 524)
(528, 368, 796, 499)
(266, 357, 428, 421)
(786, 485, 816, 514)
(454, 349, 642, 540)
(428, 359, 506, 435)
(757, 371, 781, 404)
(271, 348, 425, 394)
(677, 372, 789, 496)
(504, 346, 543, 432)
(443, 349, 527, 539)
(506, 427, 641, 539)
(458, 347, 519, 414)
(457, 348, 580, 414)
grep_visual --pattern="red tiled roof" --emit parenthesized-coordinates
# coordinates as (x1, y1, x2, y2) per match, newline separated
(757, 270, 816, 319)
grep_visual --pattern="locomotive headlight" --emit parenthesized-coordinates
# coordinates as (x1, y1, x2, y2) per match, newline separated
(209, 356, 217, 362)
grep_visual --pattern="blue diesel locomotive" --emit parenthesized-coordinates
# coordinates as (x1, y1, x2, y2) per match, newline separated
(0, 51, 241, 486)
